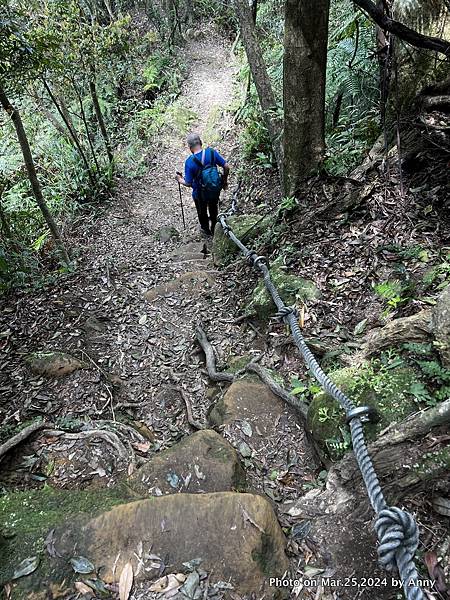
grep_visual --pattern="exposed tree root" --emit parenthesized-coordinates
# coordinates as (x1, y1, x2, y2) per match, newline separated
(42, 429, 129, 462)
(345, 309, 432, 364)
(196, 325, 310, 427)
(195, 325, 234, 383)
(170, 386, 204, 430)
(0, 421, 49, 462)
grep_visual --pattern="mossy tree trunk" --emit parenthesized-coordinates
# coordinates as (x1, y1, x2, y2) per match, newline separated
(0, 87, 70, 264)
(283, 0, 330, 197)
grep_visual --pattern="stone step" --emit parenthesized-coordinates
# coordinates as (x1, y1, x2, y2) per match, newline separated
(127, 429, 246, 496)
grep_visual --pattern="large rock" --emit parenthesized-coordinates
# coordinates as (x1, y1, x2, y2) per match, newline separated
(0, 485, 131, 590)
(212, 214, 270, 266)
(54, 492, 289, 596)
(432, 285, 450, 366)
(144, 271, 215, 302)
(209, 380, 317, 503)
(247, 257, 319, 321)
(25, 351, 85, 377)
(307, 363, 419, 460)
(210, 380, 287, 434)
(127, 429, 246, 495)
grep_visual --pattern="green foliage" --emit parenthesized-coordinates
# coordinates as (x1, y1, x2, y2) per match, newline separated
(325, 1, 380, 174)
(374, 280, 408, 313)
(143, 51, 183, 95)
(0, 0, 189, 290)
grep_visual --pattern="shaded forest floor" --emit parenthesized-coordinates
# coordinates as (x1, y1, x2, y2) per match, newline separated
(1, 22, 450, 600)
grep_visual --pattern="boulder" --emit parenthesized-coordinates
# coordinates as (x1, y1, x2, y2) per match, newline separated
(144, 271, 215, 302)
(25, 351, 84, 377)
(54, 492, 288, 596)
(155, 225, 180, 242)
(212, 214, 270, 266)
(127, 429, 246, 495)
(209, 380, 287, 433)
(247, 257, 319, 321)
(307, 363, 419, 460)
(208, 380, 317, 501)
(432, 285, 450, 366)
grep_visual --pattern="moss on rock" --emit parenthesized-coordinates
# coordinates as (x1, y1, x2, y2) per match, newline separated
(307, 362, 420, 460)
(0, 484, 131, 590)
(212, 214, 270, 266)
(247, 257, 319, 321)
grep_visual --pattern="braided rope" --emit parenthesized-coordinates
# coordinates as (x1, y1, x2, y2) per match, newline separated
(217, 210, 423, 600)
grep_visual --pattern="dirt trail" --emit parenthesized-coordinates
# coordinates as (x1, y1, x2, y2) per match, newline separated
(0, 31, 315, 495)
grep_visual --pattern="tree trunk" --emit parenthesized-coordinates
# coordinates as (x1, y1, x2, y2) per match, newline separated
(89, 80, 114, 164)
(0, 87, 70, 264)
(283, 0, 330, 197)
(234, 0, 282, 172)
(73, 81, 101, 174)
(43, 80, 97, 188)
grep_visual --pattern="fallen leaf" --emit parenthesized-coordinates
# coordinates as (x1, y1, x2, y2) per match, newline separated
(432, 496, 450, 517)
(149, 573, 186, 593)
(70, 556, 95, 574)
(240, 420, 252, 437)
(12, 556, 40, 580)
(119, 562, 133, 600)
(134, 441, 151, 453)
(75, 581, 94, 595)
(353, 318, 368, 336)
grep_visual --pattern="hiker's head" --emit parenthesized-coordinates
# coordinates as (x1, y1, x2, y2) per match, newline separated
(187, 133, 202, 153)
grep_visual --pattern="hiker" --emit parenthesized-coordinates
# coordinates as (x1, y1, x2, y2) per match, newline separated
(175, 133, 229, 236)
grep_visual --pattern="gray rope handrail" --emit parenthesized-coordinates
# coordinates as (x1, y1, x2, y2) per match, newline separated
(217, 198, 423, 600)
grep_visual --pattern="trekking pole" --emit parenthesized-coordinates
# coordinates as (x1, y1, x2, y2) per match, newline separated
(176, 172, 186, 230)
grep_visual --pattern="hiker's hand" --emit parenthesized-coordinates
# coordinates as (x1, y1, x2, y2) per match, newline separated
(175, 173, 183, 183)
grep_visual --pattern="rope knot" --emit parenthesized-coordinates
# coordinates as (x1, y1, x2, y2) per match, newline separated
(375, 507, 419, 572)
(245, 250, 257, 263)
(275, 306, 298, 321)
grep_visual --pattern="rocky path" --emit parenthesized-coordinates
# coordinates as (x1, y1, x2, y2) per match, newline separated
(0, 29, 319, 600)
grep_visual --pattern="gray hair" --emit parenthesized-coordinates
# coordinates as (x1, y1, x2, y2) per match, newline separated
(187, 133, 202, 149)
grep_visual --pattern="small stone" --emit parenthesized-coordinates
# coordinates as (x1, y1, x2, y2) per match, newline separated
(155, 226, 180, 243)
(25, 351, 84, 377)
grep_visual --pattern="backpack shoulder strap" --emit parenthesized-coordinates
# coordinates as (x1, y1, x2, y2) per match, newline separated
(208, 147, 215, 166)
(192, 154, 203, 169)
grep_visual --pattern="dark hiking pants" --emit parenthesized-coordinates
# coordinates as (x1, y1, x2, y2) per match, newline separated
(194, 195, 219, 235)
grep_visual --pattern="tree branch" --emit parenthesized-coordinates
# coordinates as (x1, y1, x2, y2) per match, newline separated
(354, 0, 450, 57)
